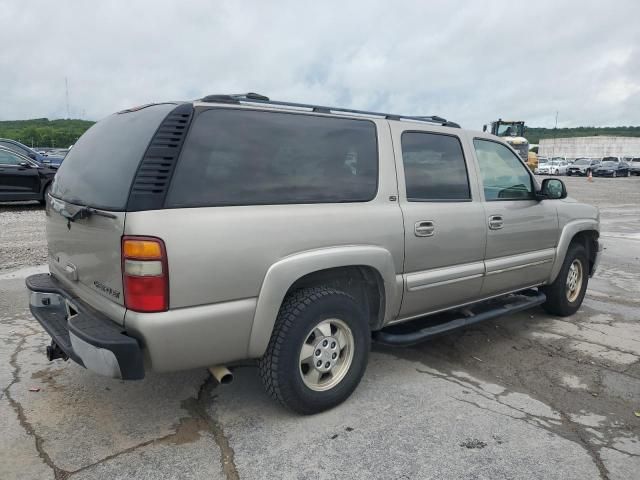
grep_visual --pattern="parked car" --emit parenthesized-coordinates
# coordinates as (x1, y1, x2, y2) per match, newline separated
(537, 158, 568, 175)
(0, 146, 56, 203)
(566, 158, 601, 176)
(26, 94, 601, 414)
(630, 158, 640, 175)
(593, 160, 631, 177)
(0, 138, 64, 167)
(534, 157, 548, 173)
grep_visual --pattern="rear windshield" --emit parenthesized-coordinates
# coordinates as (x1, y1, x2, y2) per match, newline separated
(166, 109, 378, 207)
(51, 103, 176, 210)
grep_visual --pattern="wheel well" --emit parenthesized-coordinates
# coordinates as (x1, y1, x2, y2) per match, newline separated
(286, 266, 385, 331)
(570, 230, 599, 275)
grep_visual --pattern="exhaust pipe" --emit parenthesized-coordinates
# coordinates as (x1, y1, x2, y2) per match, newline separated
(208, 365, 233, 385)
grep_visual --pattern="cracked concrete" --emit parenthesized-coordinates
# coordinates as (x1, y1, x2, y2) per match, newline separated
(1, 178, 639, 479)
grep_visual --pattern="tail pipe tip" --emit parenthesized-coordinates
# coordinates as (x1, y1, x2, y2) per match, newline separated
(208, 365, 233, 385)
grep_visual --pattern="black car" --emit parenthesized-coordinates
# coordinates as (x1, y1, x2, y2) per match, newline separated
(592, 160, 631, 178)
(0, 146, 56, 203)
(566, 158, 601, 176)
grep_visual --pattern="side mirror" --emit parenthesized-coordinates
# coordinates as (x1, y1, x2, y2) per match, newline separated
(538, 178, 567, 200)
(482, 125, 487, 132)
(19, 162, 33, 168)
(28, 152, 36, 159)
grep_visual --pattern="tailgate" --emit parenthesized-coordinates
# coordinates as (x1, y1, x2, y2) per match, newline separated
(47, 197, 127, 325)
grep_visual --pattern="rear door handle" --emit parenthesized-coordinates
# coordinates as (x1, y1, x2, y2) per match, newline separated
(488, 215, 503, 230)
(415, 220, 435, 237)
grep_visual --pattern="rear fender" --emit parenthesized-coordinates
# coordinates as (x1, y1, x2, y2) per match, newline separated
(247, 245, 401, 358)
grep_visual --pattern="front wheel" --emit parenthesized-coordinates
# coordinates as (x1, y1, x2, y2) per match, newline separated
(259, 287, 370, 414)
(612, 171, 617, 178)
(626, 170, 631, 177)
(542, 243, 589, 316)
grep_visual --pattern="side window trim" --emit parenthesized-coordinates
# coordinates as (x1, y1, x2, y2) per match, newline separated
(472, 137, 536, 202)
(400, 130, 472, 203)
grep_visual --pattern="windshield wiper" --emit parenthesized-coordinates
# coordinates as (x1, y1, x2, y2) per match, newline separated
(50, 198, 117, 222)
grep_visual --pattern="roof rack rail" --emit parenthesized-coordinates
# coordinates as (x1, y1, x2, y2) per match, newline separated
(198, 93, 460, 128)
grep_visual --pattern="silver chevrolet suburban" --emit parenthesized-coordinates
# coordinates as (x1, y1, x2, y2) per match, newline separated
(26, 93, 601, 414)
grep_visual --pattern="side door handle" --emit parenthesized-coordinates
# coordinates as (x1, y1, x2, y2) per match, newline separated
(414, 220, 435, 237)
(488, 215, 504, 230)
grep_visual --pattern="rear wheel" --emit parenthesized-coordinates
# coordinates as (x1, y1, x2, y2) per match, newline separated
(259, 286, 370, 414)
(542, 243, 589, 316)
(555, 169, 560, 175)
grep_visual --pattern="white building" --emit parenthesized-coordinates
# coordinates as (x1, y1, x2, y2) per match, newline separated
(539, 136, 640, 158)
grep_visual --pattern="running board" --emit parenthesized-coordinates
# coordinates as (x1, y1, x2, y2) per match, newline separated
(373, 290, 546, 346)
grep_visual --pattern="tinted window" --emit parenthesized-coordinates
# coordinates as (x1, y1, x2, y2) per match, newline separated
(401, 132, 470, 201)
(0, 141, 29, 156)
(473, 139, 533, 201)
(0, 150, 23, 165)
(51, 103, 176, 210)
(166, 109, 378, 207)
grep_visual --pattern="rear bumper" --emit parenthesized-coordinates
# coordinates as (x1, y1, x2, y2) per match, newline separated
(26, 273, 144, 380)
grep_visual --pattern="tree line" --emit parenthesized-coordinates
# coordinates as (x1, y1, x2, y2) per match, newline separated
(0, 118, 95, 148)
(1, 118, 640, 148)
(526, 126, 640, 144)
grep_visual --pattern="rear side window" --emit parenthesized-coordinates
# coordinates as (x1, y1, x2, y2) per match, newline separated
(0, 149, 23, 165)
(51, 103, 177, 210)
(400, 132, 470, 201)
(165, 109, 378, 207)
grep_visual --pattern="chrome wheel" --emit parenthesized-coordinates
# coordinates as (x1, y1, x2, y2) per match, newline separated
(299, 318, 354, 392)
(566, 259, 583, 303)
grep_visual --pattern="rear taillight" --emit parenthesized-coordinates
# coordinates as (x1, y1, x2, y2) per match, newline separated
(122, 236, 168, 312)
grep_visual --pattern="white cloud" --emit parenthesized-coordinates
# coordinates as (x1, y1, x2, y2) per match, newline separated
(1, 0, 639, 129)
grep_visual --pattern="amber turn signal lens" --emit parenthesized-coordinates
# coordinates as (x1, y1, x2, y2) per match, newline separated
(122, 239, 162, 259)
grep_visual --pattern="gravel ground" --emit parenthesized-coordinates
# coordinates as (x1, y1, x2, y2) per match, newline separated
(0, 203, 47, 271)
(1, 176, 639, 480)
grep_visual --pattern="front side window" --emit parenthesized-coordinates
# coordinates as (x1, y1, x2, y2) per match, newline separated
(400, 132, 470, 201)
(0, 150, 23, 165)
(473, 139, 534, 201)
(166, 109, 378, 207)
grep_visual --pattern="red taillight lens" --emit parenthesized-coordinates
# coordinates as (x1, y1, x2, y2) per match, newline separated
(122, 236, 168, 312)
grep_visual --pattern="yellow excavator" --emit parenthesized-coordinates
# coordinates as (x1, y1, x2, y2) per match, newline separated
(483, 119, 530, 164)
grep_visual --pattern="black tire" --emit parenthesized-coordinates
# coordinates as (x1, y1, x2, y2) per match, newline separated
(567, 171, 572, 176)
(541, 243, 589, 316)
(259, 286, 370, 415)
(39, 183, 51, 206)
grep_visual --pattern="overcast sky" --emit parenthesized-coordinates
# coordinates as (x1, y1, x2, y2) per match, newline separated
(1, 0, 639, 129)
